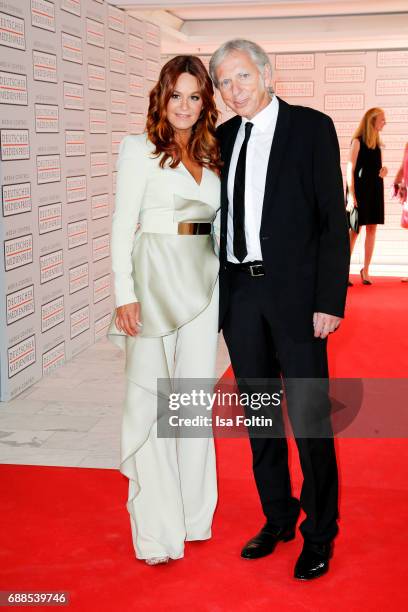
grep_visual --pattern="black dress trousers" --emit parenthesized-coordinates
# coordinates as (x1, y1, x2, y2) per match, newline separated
(222, 269, 339, 544)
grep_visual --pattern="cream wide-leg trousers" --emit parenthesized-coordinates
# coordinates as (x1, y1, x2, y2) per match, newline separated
(120, 282, 219, 560)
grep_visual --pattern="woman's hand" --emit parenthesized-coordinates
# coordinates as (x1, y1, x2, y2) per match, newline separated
(346, 193, 357, 212)
(379, 166, 388, 178)
(115, 302, 142, 336)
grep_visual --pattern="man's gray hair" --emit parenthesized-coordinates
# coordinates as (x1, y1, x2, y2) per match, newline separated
(209, 39, 273, 91)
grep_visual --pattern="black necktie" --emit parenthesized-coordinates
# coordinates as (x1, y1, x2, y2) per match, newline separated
(233, 121, 253, 262)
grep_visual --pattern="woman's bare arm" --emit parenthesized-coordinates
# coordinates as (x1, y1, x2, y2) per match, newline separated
(346, 138, 360, 210)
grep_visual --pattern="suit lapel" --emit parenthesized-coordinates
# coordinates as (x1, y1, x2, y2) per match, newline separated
(220, 116, 241, 204)
(260, 97, 291, 225)
(220, 117, 241, 252)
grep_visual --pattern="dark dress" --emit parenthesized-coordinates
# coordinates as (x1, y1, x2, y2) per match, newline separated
(348, 136, 384, 226)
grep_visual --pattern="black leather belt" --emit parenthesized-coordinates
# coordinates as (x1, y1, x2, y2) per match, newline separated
(226, 260, 265, 277)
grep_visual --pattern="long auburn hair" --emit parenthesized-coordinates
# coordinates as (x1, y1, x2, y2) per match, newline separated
(353, 107, 384, 149)
(146, 55, 221, 173)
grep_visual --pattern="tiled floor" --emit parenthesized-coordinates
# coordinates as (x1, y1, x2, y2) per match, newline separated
(0, 336, 230, 469)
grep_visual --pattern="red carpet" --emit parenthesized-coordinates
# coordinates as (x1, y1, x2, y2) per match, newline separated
(1, 276, 407, 611)
(329, 275, 408, 378)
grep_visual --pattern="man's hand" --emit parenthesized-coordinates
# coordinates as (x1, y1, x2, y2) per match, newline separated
(115, 302, 142, 336)
(313, 312, 342, 339)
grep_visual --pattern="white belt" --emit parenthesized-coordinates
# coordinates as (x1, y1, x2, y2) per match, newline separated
(141, 216, 180, 234)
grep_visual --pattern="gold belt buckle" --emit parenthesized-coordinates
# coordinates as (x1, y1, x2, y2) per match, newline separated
(178, 222, 211, 235)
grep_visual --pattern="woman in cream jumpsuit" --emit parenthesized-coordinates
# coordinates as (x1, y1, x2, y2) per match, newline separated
(108, 56, 221, 564)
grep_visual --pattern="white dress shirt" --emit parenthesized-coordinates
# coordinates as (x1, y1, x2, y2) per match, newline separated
(227, 95, 279, 263)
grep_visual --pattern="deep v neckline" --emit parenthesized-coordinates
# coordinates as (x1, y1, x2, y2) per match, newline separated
(180, 161, 204, 187)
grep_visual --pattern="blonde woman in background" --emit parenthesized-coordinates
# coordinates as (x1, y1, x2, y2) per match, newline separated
(346, 108, 387, 285)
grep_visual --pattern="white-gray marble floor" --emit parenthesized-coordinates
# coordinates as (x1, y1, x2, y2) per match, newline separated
(0, 335, 231, 469)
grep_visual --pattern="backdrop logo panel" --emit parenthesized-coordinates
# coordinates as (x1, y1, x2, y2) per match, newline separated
(4, 234, 33, 271)
(69, 261, 89, 295)
(0, 10, 26, 50)
(1, 129, 30, 160)
(8, 335, 36, 379)
(6, 285, 35, 325)
(42, 341, 65, 376)
(0, 71, 28, 105)
(66, 175, 87, 203)
(2, 182, 32, 216)
(41, 295, 65, 333)
(33, 50, 57, 83)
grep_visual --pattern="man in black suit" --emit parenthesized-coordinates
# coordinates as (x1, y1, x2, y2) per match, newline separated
(209, 40, 349, 580)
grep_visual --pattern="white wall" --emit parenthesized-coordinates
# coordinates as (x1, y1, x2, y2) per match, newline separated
(0, 0, 160, 401)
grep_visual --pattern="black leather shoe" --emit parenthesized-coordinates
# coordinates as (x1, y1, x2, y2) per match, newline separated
(241, 523, 296, 559)
(294, 541, 333, 580)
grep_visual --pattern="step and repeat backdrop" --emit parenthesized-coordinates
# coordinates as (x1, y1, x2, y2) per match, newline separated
(194, 50, 408, 269)
(1, 2, 407, 401)
(0, 0, 160, 401)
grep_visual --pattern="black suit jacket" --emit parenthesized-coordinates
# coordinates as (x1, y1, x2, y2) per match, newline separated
(217, 97, 350, 340)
